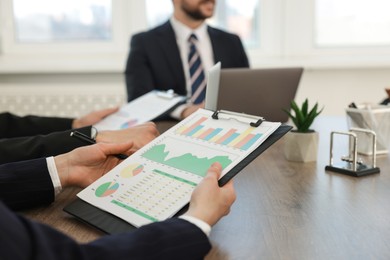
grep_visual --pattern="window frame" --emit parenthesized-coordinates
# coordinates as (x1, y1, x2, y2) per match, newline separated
(0, 0, 147, 73)
(1, 0, 390, 74)
(1, 0, 133, 54)
(280, 0, 390, 68)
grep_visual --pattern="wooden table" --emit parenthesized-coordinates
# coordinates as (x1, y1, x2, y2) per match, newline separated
(23, 117, 390, 259)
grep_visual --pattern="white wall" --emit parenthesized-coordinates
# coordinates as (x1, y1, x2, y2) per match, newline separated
(295, 68, 390, 115)
(0, 67, 389, 118)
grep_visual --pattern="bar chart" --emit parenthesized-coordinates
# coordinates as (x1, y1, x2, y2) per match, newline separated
(175, 116, 264, 151)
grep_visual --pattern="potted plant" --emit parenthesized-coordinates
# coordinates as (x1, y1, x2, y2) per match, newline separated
(283, 98, 323, 162)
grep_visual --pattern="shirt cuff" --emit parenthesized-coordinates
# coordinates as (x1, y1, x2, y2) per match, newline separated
(170, 103, 188, 120)
(46, 157, 62, 197)
(90, 126, 98, 141)
(179, 215, 211, 237)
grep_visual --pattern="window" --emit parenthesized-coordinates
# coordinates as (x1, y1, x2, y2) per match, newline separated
(0, 0, 130, 72)
(1, 0, 390, 73)
(13, 0, 112, 43)
(315, 0, 390, 47)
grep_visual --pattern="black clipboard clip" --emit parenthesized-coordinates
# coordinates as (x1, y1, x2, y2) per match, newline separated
(212, 110, 264, 127)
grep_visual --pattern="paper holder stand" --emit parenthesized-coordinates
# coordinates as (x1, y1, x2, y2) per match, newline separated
(325, 128, 380, 177)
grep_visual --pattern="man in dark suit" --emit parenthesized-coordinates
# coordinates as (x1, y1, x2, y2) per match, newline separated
(0, 142, 236, 259)
(125, 0, 249, 119)
(0, 141, 135, 210)
(0, 111, 159, 164)
(0, 108, 118, 138)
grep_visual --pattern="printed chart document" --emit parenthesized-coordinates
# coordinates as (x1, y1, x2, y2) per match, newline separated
(94, 90, 186, 130)
(78, 109, 281, 227)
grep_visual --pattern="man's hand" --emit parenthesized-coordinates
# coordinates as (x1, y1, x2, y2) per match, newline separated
(54, 142, 134, 188)
(181, 102, 205, 119)
(185, 162, 236, 226)
(72, 107, 119, 129)
(96, 122, 159, 152)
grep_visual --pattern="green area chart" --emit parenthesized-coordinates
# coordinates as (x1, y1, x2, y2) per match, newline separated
(142, 144, 232, 177)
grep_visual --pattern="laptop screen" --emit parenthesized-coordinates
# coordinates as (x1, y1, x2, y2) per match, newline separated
(204, 62, 221, 111)
(206, 66, 303, 122)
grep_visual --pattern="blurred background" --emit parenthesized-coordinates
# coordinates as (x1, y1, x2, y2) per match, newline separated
(0, 0, 389, 117)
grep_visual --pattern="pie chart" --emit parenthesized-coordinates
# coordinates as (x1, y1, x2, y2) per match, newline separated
(95, 182, 119, 197)
(120, 119, 138, 129)
(120, 163, 144, 178)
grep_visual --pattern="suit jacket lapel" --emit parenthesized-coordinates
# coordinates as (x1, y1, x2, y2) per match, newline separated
(208, 26, 220, 65)
(156, 21, 186, 92)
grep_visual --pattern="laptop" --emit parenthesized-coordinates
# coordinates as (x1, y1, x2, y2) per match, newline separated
(204, 62, 221, 111)
(205, 65, 303, 122)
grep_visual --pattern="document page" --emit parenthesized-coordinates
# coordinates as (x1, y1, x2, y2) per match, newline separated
(78, 109, 281, 227)
(94, 90, 186, 130)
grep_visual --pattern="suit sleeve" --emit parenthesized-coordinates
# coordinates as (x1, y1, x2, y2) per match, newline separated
(0, 202, 212, 260)
(0, 158, 55, 210)
(125, 33, 156, 101)
(0, 126, 92, 164)
(209, 27, 250, 69)
(234, 35, 250, 68)
(0, 112, 74, 138)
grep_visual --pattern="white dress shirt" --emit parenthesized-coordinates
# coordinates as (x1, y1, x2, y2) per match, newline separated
(169, 16, 215, 119)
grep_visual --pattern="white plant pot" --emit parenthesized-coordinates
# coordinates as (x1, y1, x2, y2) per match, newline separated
(283, 131, 319, 162)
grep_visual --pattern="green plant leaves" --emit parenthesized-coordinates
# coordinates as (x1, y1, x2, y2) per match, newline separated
(284, 98, 323, 132)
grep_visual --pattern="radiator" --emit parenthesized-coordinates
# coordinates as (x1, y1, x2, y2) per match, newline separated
(0, 86, 125, 118)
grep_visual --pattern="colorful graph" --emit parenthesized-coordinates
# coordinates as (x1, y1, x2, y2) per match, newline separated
(95, 182, 119, 197)
(120, 119, 138, 129)
(176, 117, 263, 150)
(110, 169, 197, 223)
(120, 163, 144, 178)
(142, 143, 232, 177)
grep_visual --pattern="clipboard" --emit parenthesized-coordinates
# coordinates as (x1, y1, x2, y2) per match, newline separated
(64, 110, 292, 234)
(93, 90, 186, 131)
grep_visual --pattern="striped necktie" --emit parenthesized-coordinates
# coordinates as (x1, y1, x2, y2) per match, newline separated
(188, 34, 206, 104)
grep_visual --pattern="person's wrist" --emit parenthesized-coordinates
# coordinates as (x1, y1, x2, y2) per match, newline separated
(53, 154, 70, 188)
(180, 105, 192, 119)
(179, 215, 211, 236)
(184, 208, 216, 227)
(72, 119, 80, 129)
(95, 130, 110, 143)
(180, 110, 186, 119)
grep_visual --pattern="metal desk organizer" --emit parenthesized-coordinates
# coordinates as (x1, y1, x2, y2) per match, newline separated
(325, 128, 380, 177)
